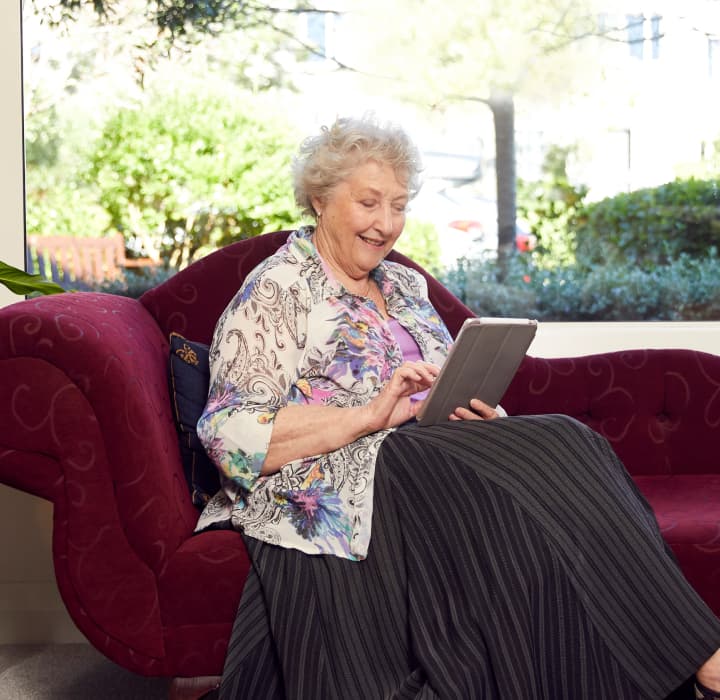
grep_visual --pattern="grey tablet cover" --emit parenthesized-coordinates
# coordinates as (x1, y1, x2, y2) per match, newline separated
(416, 317, 537, 427)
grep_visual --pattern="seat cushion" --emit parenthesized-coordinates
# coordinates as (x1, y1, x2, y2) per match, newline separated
(635, 474, 720, 545)
(635, 474, 720, 615)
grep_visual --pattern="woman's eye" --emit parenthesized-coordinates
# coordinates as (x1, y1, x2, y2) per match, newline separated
(361, 200, 376, 208)
(393, 205, 407, 214)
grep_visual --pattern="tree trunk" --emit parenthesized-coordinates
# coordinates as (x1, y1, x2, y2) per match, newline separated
(489, 91, 517, 281)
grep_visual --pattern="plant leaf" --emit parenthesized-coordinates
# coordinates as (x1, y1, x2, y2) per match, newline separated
(0, 260, 66, 296)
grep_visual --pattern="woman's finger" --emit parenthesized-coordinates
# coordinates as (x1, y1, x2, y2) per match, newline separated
(468, 398, 499, 419)
(449, 399, 500, 422)
(393, 361, 438, 388)
(449, 406, 483, 421)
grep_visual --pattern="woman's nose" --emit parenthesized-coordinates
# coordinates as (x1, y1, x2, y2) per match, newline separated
(375, 204, 394, 234)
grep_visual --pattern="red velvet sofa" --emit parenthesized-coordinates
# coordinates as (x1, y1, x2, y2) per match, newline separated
(1, 230, 719, 680)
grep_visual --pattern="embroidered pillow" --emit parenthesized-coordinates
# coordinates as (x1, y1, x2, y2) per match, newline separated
(168, 332, 220, 509)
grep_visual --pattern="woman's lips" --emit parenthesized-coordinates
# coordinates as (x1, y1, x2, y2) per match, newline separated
(359, 235, 384, 247)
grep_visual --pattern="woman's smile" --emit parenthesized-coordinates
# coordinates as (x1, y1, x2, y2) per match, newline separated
(358, 234, 385, 248)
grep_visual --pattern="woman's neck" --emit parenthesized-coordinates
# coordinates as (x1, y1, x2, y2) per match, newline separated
(312, 226, 388, 317)
(313, 228, 372, 297)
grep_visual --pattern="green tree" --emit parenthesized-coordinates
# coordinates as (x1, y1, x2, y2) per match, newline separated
(29, 0, 319, 42)
(25, 0, 315, 92)
(87, 89, 300, 268)
(345, 0, 627, 277)
(518, 145, 589, 268)
(394, 219, 443, 275)
(24, 1, 322, 271)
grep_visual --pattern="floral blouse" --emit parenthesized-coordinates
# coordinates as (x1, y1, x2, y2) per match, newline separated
(196, 227, 453, 560)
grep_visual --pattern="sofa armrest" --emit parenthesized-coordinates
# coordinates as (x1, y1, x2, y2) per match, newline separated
(0, 292, 197, 675)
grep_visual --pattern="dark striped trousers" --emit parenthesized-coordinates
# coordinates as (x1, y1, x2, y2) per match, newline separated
(219, 415, 720, 699)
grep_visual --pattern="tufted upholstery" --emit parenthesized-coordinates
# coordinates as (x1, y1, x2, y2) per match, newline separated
(1, 230, 719, 679)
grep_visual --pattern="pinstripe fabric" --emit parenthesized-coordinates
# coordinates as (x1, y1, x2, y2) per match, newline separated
(219, 415, 720, 700)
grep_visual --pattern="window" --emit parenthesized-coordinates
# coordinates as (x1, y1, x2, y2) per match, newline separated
(650, 15, 661, 60)
(627, 14, 645, 59)
(16, 2, 720, 326)
(709, 37, 720, 79)
(306, 11, 327, 60)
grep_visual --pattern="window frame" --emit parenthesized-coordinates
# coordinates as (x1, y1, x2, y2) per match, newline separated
(0, 0, 25, 309)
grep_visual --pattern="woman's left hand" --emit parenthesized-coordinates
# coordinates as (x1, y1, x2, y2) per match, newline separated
(449, 398, 499, 421)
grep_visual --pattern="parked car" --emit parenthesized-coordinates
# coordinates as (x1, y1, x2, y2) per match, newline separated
(407, 184, 535, 268)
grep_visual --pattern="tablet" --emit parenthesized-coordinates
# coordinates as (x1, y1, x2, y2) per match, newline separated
(416, 317, 538, 427)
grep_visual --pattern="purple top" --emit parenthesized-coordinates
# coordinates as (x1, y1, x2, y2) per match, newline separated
(388, 318, 422, 361)
(388, 318, 429, 402)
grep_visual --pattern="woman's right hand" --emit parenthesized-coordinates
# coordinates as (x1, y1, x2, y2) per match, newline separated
(362, 361, 439, 432)
(264, 362, 438, 473)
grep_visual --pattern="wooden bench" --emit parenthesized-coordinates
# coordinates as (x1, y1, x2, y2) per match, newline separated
(27, 234, 158, 288)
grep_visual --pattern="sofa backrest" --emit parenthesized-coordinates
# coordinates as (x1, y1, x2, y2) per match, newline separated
(503, 349, 720, 476)
(139, 230, 474, 345)
(141, 231, 720, 478)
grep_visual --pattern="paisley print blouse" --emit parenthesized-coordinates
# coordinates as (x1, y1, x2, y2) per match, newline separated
(196, 227, 453, 560)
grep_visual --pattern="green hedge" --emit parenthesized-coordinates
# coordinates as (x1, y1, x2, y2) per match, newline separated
(441, 253, 720, 321)
(575, 178, 720, 269)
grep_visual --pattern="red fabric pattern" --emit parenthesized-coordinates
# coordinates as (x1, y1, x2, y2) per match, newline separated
(502, 349, 720, 477)
(1, 232, 719, 678)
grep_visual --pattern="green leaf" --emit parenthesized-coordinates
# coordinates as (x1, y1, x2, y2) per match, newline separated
(0, 261, 66, 296)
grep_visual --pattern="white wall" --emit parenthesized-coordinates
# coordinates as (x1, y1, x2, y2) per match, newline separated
(529, 321, 720, 358)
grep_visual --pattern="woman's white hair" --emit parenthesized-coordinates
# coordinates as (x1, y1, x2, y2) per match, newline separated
(292, 114, 423, 220)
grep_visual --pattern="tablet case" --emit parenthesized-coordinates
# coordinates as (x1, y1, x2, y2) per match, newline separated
(416, 317, 537, 426)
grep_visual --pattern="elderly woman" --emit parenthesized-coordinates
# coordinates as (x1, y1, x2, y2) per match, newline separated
(196, 115, 720, 700)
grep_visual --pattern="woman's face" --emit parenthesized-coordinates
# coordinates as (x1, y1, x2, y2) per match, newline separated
(313, 159, 409, 281)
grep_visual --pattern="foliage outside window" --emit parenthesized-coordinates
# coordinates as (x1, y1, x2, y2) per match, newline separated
(22, 0, 720, 317)
(87, 90, 299, 268)
(441, 147, 720, 321)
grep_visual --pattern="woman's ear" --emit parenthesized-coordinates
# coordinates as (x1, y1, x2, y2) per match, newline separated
(310, 196, 324, 218)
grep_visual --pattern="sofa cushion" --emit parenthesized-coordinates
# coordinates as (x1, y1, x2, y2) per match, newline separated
(635, 474, 720, 545)
(634, 474, 720, 616)
(168, 332, 219, 508)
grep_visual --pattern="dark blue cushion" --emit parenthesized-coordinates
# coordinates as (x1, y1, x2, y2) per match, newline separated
(168, 332, 220, 509)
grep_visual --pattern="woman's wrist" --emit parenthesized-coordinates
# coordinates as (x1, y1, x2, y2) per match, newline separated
(354, 403, 380, 438)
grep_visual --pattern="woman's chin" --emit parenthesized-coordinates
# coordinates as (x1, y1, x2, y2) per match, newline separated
(363, 240, 394, 260)
(353, 250, 386, 270)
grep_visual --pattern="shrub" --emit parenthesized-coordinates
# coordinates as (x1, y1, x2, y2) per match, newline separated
(87, 88, 301, 268)
(575, 178, 720, 269)
(517, 145, 589, 269)
(92, 266, 177, 298)
(442, 254, 540, 317)
(25, 172, 111, 238)
(25, 100, 110, 239)
(440, 252, 720, 321)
